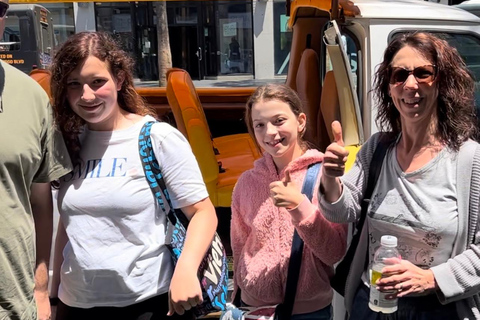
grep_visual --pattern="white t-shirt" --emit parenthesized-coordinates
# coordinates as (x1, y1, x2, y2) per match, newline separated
(57, 115, 208, 307)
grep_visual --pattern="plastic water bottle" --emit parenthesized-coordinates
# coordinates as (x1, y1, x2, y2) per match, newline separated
(369, 235, 401, 313)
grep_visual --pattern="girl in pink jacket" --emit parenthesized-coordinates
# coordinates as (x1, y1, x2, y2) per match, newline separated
(231, 84, 347, 320)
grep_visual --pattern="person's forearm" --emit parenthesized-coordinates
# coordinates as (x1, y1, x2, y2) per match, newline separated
(34, 263, 50, 293)
(31, 183, 54, 293)
(320, 176, 343, 203)
(50, 219, 68, 297)
(30, 183, 53, 320)
(33, 262, 51, 320)
(177, 204, 217, 272)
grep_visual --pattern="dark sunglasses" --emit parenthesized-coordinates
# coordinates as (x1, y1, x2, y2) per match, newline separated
(0, 2, 9, 19)
(389, 65, 437, 85)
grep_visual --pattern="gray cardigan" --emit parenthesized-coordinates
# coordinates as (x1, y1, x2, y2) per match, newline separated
(319, 133, 480, 319)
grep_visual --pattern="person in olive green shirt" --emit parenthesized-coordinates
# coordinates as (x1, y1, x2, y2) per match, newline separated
(0, 1, 71, 319)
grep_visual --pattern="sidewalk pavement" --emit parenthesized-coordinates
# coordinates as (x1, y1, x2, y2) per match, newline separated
(134, 77, 286, 88)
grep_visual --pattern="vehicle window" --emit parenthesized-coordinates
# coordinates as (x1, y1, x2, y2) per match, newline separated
(40, 25, 52, 67)
(344, 34, 359, 92)
(1, 14, 21, 51)
(436, 33, 480, 120)
(325, 32, 360, 98)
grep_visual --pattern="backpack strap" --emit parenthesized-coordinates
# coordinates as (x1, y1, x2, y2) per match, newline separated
(330, 134, 394, 296)
(138, 121, 186, 229)
(276, 162, 321, 320)
(0, 62, 5, 113)
(358, 135, 393, 235)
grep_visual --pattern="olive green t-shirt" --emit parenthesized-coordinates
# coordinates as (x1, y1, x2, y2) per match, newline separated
(0, 61, 71, 320)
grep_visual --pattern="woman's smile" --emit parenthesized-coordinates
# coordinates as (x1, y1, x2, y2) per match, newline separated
(78, 102, 103, 111)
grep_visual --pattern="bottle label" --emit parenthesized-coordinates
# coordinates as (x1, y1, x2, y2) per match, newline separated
(369, 267, 397, 311)
(369, 286, 397, 309)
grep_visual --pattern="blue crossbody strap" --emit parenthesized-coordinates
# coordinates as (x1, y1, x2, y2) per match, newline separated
(276, 162, 321, 320)
(301, 162, 321, 201)
(138, 121, 182, 227)
(139, 121, 229, 316)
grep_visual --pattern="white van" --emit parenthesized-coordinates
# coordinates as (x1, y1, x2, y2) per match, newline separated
(284, 0, 480, 318)
(286, 0, 480, 156)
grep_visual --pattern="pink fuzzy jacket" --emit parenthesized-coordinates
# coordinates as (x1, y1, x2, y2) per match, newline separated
(231, 149, 348, 315)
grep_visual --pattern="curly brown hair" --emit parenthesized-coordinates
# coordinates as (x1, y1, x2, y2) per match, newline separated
(50, 31, 155, 165)
(245, 83, 307, 152)
(373, 32, 478, 151)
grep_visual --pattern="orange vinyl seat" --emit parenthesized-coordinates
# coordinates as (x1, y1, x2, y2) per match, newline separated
(30, 69, 52, 99)
(294, 48, 333, 151)
(166, 68, 260, 207)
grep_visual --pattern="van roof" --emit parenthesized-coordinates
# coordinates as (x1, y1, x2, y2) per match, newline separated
(455, 0, 480, 9)
(347, 0, 480, 22)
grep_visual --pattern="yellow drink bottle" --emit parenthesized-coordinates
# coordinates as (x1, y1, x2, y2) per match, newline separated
(369, 235, 401, 314)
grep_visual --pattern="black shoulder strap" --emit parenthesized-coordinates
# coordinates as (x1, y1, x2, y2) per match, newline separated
(0, 62, 5, 113)
(276, 162, 321, 320)
(330, 134, 396, 297)
(356, 135, 393, 233)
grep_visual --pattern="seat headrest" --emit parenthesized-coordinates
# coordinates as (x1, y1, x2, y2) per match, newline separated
(166, 68, 212, 140)
(295, 48, 321, 148)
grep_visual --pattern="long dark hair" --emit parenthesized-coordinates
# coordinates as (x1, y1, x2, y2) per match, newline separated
(373, 32, 478, 150)
(50, 31, 155, 165)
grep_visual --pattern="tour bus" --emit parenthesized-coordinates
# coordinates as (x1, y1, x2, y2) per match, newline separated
(20, 0, 480, 318)
(1, 4, 54, 73)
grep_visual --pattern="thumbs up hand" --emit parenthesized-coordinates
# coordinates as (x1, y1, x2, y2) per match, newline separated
(269, 170, 305, 210)
(323, 121, 350, 178)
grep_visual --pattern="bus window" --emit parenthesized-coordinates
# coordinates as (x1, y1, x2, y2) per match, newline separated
(1, 15, 21, 51)
(40, 25, 53, 66)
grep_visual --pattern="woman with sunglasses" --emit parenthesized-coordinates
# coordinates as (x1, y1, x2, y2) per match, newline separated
(319, 32, 480, 319)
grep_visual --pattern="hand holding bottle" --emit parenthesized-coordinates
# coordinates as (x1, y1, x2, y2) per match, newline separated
(369, 235, 401, 313)
(376, 259, 438, 297)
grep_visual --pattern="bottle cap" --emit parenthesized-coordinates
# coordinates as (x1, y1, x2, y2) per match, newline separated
(381, 235, 397, 247)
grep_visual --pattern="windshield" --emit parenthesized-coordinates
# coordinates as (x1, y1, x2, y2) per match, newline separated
(437, 33, 480, 115)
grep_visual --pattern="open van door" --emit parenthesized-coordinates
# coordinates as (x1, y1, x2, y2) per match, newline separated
(324, 20, 364, 147)
(322, 20, 363, 172)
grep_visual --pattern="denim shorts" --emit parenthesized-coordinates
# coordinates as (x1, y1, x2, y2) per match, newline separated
(241, 301, 332, 320)
(349, 285, 457, 320)
(291, 304, 332, 320)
